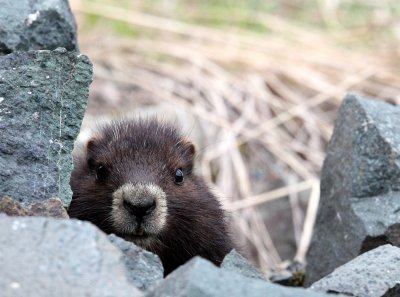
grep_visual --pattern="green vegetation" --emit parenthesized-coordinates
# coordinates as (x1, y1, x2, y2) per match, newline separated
(83, 14, 140, 37)
(80, 0, 400, 50)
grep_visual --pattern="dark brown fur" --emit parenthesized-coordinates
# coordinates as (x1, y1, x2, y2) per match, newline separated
(68, 118, 234, 274)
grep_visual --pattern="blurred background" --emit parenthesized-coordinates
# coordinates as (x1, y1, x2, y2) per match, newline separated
(70, 0, 400, 275)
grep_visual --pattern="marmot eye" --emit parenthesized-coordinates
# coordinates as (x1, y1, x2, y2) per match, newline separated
(96, 165, 109, 182)
(175, 168, 184, 184)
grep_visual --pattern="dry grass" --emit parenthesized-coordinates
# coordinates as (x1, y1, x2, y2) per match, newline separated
(71, 0, 400, 274)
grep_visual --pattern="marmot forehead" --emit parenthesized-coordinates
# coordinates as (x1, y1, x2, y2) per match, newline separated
(86, 118, 195, 176)
(98, 118, 186, 151)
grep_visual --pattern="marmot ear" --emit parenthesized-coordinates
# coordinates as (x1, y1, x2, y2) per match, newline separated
(183, 142, 195, 173)
(185, 142, 196, 159)
(86, 138, 99, 170)
(183, 142, 195, 160)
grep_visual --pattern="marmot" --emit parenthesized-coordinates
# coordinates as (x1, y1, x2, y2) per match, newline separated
(68, 118, 234, 274)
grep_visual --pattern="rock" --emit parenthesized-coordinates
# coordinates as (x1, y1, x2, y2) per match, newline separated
(221, 249, 266, 281)
(0, 0, 78, 54)
(29, 197, 68, 218)
(306, 93, 400, 284)
(147, 256, 342, 297)
(383, 284, 400, 297)
(0, 216, 142, 297)
(108, 234, 164, 291)
(0, 196, 68, 218)
(0, 196, 30, 216)
(310, 245, 400, 297)
(0, 48, 92, 206)
(269, 261, 306, 287)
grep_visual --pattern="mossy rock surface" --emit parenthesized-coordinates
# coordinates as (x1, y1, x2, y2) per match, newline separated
(0, 48, 92, 206)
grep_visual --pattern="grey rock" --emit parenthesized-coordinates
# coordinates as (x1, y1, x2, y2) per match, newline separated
(147, 256, 342, 297)
(0, 48, 92, 205)
(269, 261, 306, 287)
(0, 216, 142, 297)
(221, 249, 266, 281)
(310, 245, 400, 297)
(0, 0, 77, 53)
(108, 234, 164, 291)
(383, 284, 400, 297)
(306, 93, 400, 284)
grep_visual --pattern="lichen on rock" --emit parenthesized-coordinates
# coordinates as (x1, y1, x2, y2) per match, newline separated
(0, 48, 92, 206)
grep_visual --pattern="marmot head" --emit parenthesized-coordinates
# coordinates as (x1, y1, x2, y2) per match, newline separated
(69, 119, 195, 248)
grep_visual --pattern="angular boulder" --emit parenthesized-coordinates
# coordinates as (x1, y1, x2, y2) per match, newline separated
(221, 249, 266, 281)
(310, 245, 400, 297)
(383, 285, 400, 297)
(0, 0, 78, 54)
(306, 93, 400, 284)
(0, 216, 142, 297)
(269, 261, 306, 287)
(108, 234, 164, 291)
(147, 256, 341, 297)
(0, 48, 92, 205)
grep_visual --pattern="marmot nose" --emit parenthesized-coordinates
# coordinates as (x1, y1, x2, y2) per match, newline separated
(123, 199, 156, 218)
